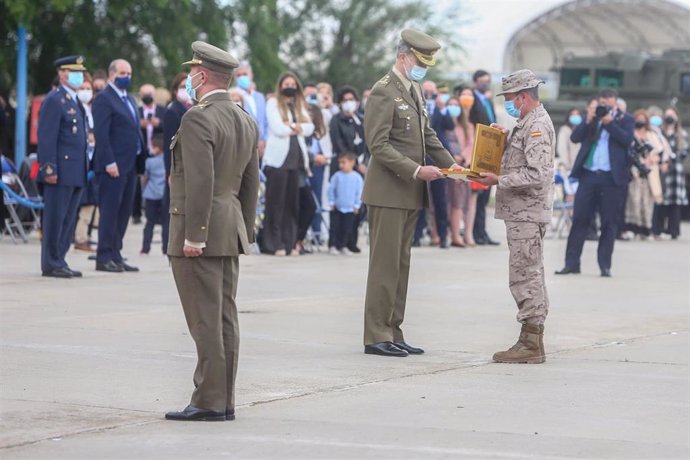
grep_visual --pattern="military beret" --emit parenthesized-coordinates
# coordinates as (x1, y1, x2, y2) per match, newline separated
(54, 55, 86, 71)
(182, 41, 239, 74)
(401, 29, 441, 67)
(497, 69, 544, 96)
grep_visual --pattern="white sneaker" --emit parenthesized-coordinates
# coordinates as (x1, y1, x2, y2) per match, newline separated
(341, 248, 353, 256)
(329, 247, 340, 256)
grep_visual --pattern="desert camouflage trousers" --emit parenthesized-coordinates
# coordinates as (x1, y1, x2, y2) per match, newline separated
(505, 221, 549, 325)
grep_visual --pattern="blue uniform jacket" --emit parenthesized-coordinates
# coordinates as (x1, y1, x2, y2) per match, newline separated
(92, 84, 147, 176)
(36, 85, 88, 187)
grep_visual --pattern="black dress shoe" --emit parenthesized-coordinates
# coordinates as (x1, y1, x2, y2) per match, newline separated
(439, 240, 448, 249)
(393, 342, 425, 354)
(42, 267, 73, 278)
(412, 239, 421, 247)
(555, 266, 580, 275)
(486, 237, 500, 246)
(475, 237, 487, 246)
(364, 342, 408, 357)
(118, 262, 139, 272)
(165, 405, 225, 421)
(96, 261, 124, 273)
(600, 268, 612, 277)
(67, 267, 83, 277)
(226, 408, 236, 421)
(347, 246, 361, 254)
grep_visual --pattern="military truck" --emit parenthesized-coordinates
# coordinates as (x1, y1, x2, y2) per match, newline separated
(544, 49, 690, 127)
(544, 49, 690, 220)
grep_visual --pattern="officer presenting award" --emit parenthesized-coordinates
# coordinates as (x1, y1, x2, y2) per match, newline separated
(442, 124, 505, 181)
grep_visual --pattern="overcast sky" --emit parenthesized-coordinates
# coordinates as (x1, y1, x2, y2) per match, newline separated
(454, 0, 690, 72)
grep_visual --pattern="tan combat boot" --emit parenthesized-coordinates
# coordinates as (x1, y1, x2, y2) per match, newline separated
(492, 323, 545, 364)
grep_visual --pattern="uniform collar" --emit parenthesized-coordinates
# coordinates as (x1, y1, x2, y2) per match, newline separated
(391, 66, 411, 91)
(60, 84, 77, 100)
(517, 103, 544, 129)
(200, 89, 229, 102)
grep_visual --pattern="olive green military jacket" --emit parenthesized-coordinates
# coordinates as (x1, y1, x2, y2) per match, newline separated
(168, 91, 260, 257)
(362, 69, 455, 210)
(495, 104, 555, 223)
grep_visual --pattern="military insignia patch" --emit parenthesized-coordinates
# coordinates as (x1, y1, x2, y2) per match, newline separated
(67, 108, 76, 114)
(394, 97, 403, 102)
(398, 104, 409, 110)
(530, 132, 542, 137)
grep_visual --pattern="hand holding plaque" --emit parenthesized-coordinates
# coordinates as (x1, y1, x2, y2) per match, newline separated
(441, 123, 506, 181)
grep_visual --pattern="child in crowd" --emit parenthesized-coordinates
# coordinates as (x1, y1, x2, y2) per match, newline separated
(140, 133, 168, 255)
(327, 152, 363, 255)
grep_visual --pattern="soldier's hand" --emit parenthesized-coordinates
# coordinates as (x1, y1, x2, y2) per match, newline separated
(183, 245, 203, 258)
(490, 123, 509, 136)
(417, 166, 445, 181)
(44, 174, 58, 184)
(106, 163, 120, 178)
(471, 172, 499, 186)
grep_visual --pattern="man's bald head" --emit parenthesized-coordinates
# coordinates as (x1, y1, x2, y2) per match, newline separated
(422, 80, 437, 93)
(139, 83, 155, 98)
(108, 59, 131, 78)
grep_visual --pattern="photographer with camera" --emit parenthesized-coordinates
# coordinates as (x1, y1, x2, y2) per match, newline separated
(623, 109, 668, 239)
(556, 88, 633, 277)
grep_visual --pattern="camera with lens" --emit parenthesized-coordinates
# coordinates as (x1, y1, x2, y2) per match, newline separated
(595, 104, 610, 118)
(629, 138, 653, 177)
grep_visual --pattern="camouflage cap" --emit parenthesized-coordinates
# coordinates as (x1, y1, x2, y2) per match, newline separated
(182, 41, 239, 74)
(497, 69, 544, 96)
(401, 29, 441, 67)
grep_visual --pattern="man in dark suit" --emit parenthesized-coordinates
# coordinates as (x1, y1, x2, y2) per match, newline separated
(556, 88, 633, 277)
(37, 55, 89, 278)
(469, 69, 500, 246)
(132, 83, 166, 224)
(92, 59, 147, 272)
(415, 79, 454, 248)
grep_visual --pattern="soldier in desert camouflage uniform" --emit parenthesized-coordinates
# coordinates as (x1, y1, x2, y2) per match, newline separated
(471, 69, 555, 364)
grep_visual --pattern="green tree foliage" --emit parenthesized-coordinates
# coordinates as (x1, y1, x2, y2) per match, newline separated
(1, 0, 466, 96)
(0, 0, 231, 94)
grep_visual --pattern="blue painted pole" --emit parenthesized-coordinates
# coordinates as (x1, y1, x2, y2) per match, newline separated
(14, 25, 28, 167)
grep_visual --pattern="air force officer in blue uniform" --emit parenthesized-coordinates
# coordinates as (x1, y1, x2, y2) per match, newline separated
(93, 59, 147, 272)
(37, 55, 89, 278)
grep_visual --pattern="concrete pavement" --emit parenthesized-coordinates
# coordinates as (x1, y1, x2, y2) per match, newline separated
(1, 218, 688, 459)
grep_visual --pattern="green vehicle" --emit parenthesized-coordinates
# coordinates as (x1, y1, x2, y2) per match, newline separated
(545, 49, 690, 220)
(544, 49, 690, 127)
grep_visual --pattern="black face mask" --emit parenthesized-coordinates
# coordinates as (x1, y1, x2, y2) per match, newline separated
(142, 95, 154, 105)
(665, 116, 676, 125)
(281, 87, 297, 98)
(634, 121, 646, 129)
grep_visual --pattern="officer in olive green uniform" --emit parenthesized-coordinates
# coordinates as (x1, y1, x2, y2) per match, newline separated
(471, 69, 555, 364)
(165, 42, 260, 421)
(362, 29, 457, 357)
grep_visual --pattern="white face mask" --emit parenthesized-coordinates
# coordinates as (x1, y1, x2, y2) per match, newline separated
(342, 100, 358, 114)
(177, 87, 190, 103)
(77, 89, 93, 104)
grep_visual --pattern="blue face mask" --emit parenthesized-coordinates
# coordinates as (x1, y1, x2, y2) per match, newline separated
(447, 105, 461, 118)
(440, 94, 451, 104)
(504, 94, 525, 118)
(569, 114, 583, 126)
(114, 76, 131, 90)
(237, 75, 251, 91)
(649, 115, 662, 127)
(67, 71, 84, 89)
(404, 56, 427, 81)
(185, 72, 202, 101)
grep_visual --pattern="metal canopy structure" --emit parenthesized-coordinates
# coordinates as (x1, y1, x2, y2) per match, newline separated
(503, 0, 690, 72)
